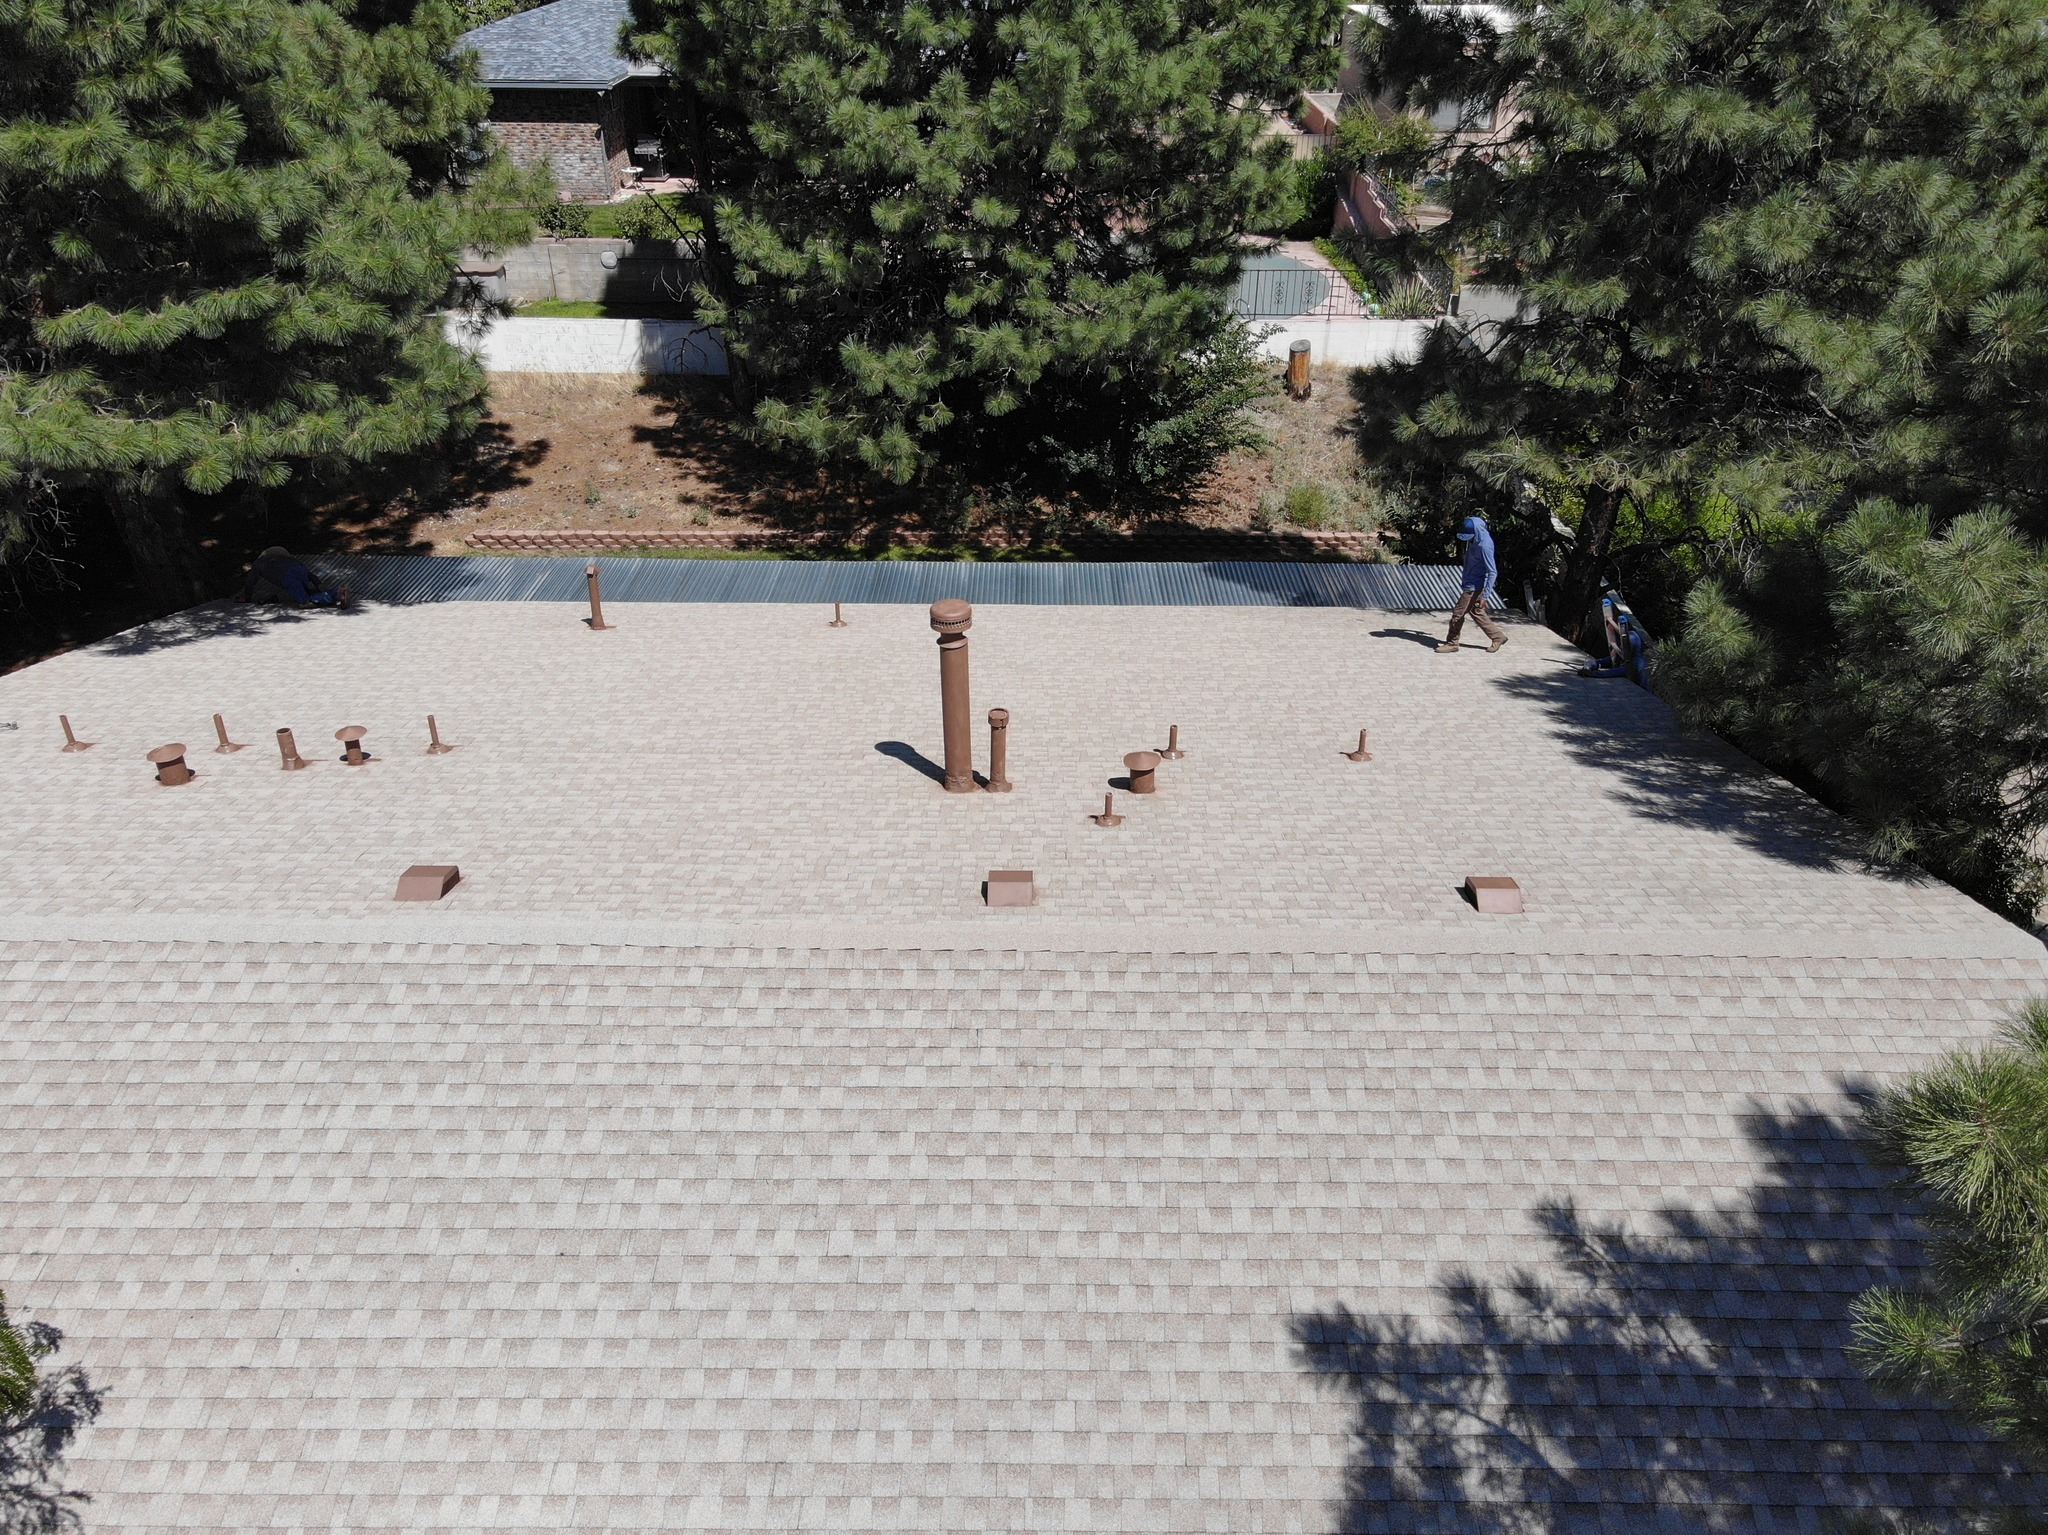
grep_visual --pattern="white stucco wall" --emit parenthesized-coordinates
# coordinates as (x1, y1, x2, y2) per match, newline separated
(448, 313, 1421, 378)
(1252, 317, 1433, 369)
(445, 315, 728, 376)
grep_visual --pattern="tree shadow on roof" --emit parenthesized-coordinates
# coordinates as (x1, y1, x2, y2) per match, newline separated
(1292, 1103, 2046, 1534)
(85, 599, 375, 658)
(1486, 665, 1888, 879)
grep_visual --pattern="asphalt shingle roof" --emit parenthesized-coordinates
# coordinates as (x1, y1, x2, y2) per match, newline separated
(4, 582, 2046, 1531)
(457, 0, 655, 89)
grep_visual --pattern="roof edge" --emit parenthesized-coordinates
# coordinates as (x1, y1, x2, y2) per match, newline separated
(482, 73, 638, 90)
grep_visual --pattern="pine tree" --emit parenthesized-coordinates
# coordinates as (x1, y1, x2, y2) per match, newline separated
(1722, 0, 2048, 533)
(627, 0, 1338, 492)
(1660, 503, 2048, 920)
(1853, 999, 2048, 1466)
(1350, 0, 2048, 643)
(0, 0, 540, 606)
(1648, 0, 2048, 914)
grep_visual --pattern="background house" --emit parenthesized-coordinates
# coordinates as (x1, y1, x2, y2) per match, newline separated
(1327, 2, 1520, 238)
(460, 0, 666, 202)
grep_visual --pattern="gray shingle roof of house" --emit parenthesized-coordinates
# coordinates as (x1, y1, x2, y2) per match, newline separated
(458, 0, 658, 89)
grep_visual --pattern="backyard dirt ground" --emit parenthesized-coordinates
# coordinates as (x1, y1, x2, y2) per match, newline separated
(0, 362, 1380, 673)
(377, 361, 1379, 553)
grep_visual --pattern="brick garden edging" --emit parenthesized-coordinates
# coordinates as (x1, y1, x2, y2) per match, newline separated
(464, 528, 1383, 560)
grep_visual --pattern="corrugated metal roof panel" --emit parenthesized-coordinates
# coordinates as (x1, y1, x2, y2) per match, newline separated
(324, 556, 1472, 610)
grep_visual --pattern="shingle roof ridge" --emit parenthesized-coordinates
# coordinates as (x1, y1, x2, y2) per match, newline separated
(3, 912, 2041, 965)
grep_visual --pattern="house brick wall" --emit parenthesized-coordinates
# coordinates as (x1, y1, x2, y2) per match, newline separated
(486, 89, 626, 202)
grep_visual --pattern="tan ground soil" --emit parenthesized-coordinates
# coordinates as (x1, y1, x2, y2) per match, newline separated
(361, 361, 1377, 554)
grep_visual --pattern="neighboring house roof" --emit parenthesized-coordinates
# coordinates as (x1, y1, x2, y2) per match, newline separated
(1349, 1, 1515, 28)
(459, 0, 659, 90)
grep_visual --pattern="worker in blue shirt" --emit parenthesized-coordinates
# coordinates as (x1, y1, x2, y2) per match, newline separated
(1437, 515, 1509, 654)
(238, 547, 345, 607)
(1580, 594, 1649, 686)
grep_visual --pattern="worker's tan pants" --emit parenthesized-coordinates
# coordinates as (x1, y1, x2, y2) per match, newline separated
(1444, 590, 1506, 646)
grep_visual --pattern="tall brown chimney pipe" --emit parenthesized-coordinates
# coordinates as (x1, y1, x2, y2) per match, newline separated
(929, 599, 976, 793)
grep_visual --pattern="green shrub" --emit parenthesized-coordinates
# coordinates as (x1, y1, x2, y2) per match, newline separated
(536, 202, 591, 237)
(1331, 109, 1434, 179)
(1312, 237, 1374, 304)
(1379, 280, 1442, 319)
(1257, 151, 1340, 239)
(1265, 479, 1394, 533)
(1282, 481, 1337, 527)
(612, 196, 677, 242)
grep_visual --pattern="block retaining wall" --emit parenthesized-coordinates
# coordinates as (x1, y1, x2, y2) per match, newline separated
(465, 528, 1385, 559)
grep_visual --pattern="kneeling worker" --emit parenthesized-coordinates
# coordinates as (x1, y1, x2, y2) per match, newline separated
(239, 547, 346, 607)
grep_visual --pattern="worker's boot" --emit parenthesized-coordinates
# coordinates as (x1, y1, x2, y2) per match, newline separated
(1435, 640, 1459, 653)
(1488, 636, 1508, 653)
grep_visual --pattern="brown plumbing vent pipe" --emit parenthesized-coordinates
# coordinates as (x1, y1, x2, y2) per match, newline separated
(985, 708, 1013, 792)
(930, 599, 976, 793)
(829, 602, 849, 628)
(146, 743, 194, 786)
(1344, 728, 1374, 762)
(214, 713, 247, 753)
(59, 715, 93, 753)
(1160, 724, 1185, 761)
(426, 715, 456, 755)
(585, 563, 611, 630)
(276, 728, 310, 771)
(1091, 793, 1124, 827)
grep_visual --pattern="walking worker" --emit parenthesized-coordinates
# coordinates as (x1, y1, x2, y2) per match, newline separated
(1436, 515, 1509, 654)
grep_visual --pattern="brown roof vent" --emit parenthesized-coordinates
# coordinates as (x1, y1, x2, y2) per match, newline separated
(985, 870, 1035, 907)
(395, 865, 461, 902)
(1465, 876, 1523, 914)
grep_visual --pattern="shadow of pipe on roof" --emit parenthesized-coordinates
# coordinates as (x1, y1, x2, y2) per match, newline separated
(1292, 1101, 2046, 1533)
(1484, 666, 1897, 880)
(874, 740, 946, 785)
